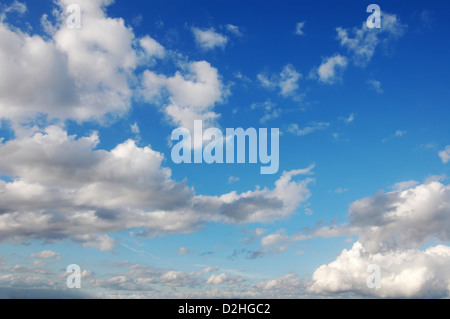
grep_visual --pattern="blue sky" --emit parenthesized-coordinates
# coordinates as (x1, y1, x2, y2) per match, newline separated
(0, 0, 450, 298)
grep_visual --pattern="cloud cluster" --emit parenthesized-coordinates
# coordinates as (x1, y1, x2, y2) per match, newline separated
(0, 126, 314, 244)
(309, 181, 450, 298)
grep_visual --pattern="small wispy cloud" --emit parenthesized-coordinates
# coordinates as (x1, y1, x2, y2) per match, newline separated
(382, 130, 407, 143)
(228, 176, 240, 184)
(367, 79, 384, 93)
(287, 122, 330, 136)
(295, 21, 306, 36)
(334, 187, 349, 194)
(178, 247, 194, 255)
(225, 24, 242, 37)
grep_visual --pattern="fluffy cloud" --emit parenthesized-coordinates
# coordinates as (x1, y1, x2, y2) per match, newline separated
(316, 54, 348, 84)
(336, 12, 407, 66)
(192, 27, 228, 50)
(142, 61, 227, 131)
(347, 182, 450, 253)
(439, 146, 450, 164)
(139, 35, 165, 60)
(0, 0, 153, 123)
(310, 242, 450, 298)
(307, 180, 450, 298)
(0, 126, 314, 245)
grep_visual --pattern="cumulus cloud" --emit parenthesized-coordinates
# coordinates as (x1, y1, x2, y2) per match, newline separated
(309, 181, 450, 253)
(192, 27, 228, 50)
(310, 242, 450, 298)
(0, 0, 172, 124)
(306, 180, 450, 298)
(0, 126, 314, 246)
(139, 35, 165, 60)
(141, 60, 227, 131)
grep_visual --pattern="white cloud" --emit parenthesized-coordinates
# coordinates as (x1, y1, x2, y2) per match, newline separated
(279, 64, 302, 96)
(310, 241, 450, 298)
(192, 27, 228, 50)
(0, 126, 314, 245)
(225, 24, 242, 37)
(316, 54, 348, 84)
(206, 273, 243, 286)
(341, 113, 355, 124)
(139, 35, 165, 60)
(295, 21, 306, 36)
(29, 250, 61, 260)
(142, 61, 227, 131)
(336, 12, 407, 66)
(0, 0, 148, 123)
(287, 122, 330, 136)
(130, 122, 140, 135)
(439, 146, 450, 164)
(261, 232, 288, 247)
(296, 178, 450, 297)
